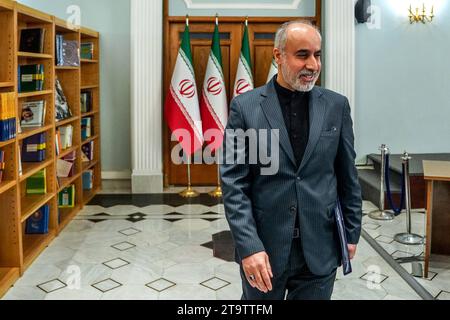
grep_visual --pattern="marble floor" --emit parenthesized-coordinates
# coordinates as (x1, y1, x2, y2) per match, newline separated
(2, 196, 449, 300)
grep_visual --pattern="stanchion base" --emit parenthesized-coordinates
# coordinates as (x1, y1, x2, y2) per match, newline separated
(179, 186, 200, 198)
(368, 210, 395, 221)
(394, 233, 424, 245)
(208, 186, 222, 198)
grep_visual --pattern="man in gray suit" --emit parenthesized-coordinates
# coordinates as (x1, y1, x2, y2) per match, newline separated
(220, 21, 362, 300)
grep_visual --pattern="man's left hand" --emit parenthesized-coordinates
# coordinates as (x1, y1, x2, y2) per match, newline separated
(348, 244, 357, 260)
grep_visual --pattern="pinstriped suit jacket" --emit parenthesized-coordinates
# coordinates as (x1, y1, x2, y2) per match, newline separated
(220, 78, 362, 277)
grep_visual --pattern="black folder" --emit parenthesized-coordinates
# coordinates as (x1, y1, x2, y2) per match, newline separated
(335, 199, 352, 275)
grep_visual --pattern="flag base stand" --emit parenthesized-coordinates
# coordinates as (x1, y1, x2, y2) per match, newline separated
(208, 186, 222, 198)
(368, 210, 395, 221)
(179, 186, 200, 198)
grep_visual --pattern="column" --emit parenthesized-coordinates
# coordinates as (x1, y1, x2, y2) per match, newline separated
(324, 0, 356, 119)
(130, 0, 164, 193)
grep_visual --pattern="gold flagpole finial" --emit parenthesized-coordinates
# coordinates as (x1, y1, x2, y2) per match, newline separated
(245, 16, 248, 26)
(186, 14, 189, 26)
(215, 13, 219, 25)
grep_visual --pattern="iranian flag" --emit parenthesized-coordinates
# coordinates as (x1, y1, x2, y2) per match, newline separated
(233, 21, 254, 98)
(200, 20, 228, 152)
(164, 22, 203, 156)
(266, 58, 278, 83)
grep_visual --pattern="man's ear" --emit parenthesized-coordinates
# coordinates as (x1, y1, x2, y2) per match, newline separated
(273, 48, 282, 66)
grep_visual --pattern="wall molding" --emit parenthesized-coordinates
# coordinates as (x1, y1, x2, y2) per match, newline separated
(102, 171, 132, 180)
(183, 0, 303, 10)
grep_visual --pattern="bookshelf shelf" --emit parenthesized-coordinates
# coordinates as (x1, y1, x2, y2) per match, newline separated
(18, 124, 53, 140)
(20, 193, 55, 222)
(82, 159, 98, 171)
(22, 229, 56, 270)
(83, 187, 99, 205)
(18, 90, 53, 99)
(81, 85, 99, 90)
(0, 138, 15, 148)
(0, 268, 20, 298)
(17, 52, 53, 59)
(57, 173, 80, 193)
(81, 59, 98, 64)
(20, 158, 53, 182)
(0, 0, 101, 297)
(0, 81, 14, 88)
(81, 134, 98, 145)
(0, 179, 15, 194)
(56, 116, 79, 128)
(81, 110, 99, 117)
(57, 145, 78, 160)
(55, 66, 79, 70)
(58, 204, 81, 232)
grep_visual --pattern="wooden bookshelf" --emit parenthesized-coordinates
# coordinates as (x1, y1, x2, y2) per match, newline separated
(0, 0, 101, 297)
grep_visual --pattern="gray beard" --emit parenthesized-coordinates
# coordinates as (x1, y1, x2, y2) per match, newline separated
(281, 63, 319, 92)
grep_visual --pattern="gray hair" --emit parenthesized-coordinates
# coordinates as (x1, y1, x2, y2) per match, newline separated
(274, 20, 322, 53)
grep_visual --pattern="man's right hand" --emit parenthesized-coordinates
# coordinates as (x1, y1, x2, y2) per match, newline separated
(242, 251, 273, 293)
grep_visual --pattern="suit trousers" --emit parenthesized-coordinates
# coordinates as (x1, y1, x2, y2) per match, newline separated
(240, 236, 337, 300)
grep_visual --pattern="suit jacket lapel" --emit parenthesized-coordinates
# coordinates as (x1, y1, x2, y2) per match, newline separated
(260, 80, 297, 167)
(297, 87, 325, 174)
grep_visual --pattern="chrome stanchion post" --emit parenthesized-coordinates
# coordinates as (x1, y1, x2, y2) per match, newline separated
(369, 144, 395, 220)
(394, 152, 423, 245)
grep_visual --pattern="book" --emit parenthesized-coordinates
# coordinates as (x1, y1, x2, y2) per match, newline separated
(57, 151, 76, 178)
(25, 205, 50, 234)
(55, 78, 73, 121)
(21, 132, 46, 162)
(20, 100, 46, 128)
(19, 28, 46, 54)
(18, 64, 44, 93)
(56, 35, 80, 66)
(82, 170, 93, 190)
(0, 92, 17, 142)
(81, 117, 92, 141)
(62, 40, 80, 66)
(26, 168, 47, 195)
(81, 141, 94, 162)
(80, 42, 94, 60)
(80, 91, 92, 113)
(58, 184, 75, 208)
(59, 125, 73, 150)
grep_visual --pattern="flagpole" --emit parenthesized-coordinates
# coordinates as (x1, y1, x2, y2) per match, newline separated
(209, 151, 222, 198)
(180, 152, 200, 198)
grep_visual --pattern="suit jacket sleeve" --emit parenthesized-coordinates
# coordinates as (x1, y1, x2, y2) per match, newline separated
(335, 98, 363, 245)
(220, 98, 266, 260)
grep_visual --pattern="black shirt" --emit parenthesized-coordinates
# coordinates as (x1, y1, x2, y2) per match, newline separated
(274, 79, 310, 169)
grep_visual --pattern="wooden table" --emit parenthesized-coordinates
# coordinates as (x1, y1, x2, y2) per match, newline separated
(423, 161, 450, 278)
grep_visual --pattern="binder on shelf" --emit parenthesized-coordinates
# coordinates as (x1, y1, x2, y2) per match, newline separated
(19, 28, 46, 54)
(80, 91, 92, 113)
(81, 117, 92, 141)
(58, 184, 75, 208)
(58, 125, 73, 150)
(26, 168, 47, 195)
(82, 170, 93, 190)
(81, 141, 94, 162)
(20, 100, 46, 128)
(80, 42, 94, 60)
(18, 64, 45, 93)
(0, 92, 17, 142)
(21, 132, 46, 163)
(56, 35, 80, 67)
(25, 205, 50, 235)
